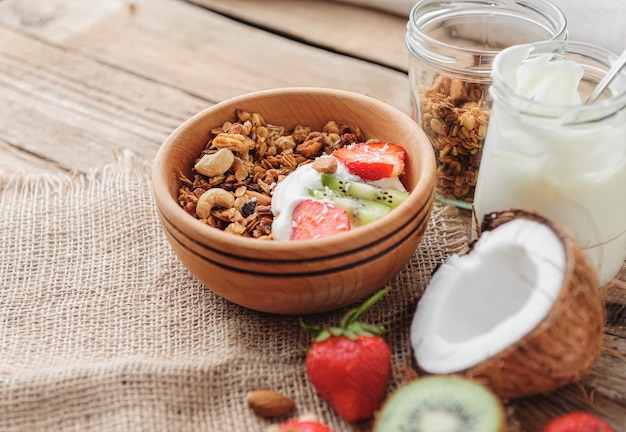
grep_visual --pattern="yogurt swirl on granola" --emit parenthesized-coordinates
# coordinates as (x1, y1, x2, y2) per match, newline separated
(271, 155, 405, 241)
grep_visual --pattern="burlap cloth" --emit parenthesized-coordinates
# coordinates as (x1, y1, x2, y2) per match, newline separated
(0, 153, 619, 431)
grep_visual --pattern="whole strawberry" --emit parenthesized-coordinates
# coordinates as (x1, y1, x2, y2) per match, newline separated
(302, 289, 391, 422)
(542, 412, 614, 432)
(276, 418, 334, 432)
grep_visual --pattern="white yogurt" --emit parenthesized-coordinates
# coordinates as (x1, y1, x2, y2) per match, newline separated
(473, 44, 626, 286)
(513, 53, 583, 105)
(271, 155, 406, 241)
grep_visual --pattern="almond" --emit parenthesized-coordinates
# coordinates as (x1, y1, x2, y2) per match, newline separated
(312, 156, 338, 174)
(246, 389, 295, 418)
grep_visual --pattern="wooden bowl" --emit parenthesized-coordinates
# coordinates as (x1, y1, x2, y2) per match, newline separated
(152, 88, 435, 314)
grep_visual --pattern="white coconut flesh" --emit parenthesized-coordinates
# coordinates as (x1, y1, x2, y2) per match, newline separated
(411, 218, 567, 374)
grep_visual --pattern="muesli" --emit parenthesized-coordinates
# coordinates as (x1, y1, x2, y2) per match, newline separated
(178, 109, 367, 239)
(419, 76, 490, 204)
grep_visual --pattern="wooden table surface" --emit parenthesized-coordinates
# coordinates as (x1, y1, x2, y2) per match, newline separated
(1, 0, 624, 430)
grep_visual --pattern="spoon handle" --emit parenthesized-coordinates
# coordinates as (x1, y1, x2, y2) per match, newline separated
(586, 48, 626, 104)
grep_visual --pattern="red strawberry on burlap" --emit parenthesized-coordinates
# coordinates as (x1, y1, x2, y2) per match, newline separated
(302, 290, 391, 422)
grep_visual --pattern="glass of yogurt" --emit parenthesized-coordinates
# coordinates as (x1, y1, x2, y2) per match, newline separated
(473, 40, 626, 286)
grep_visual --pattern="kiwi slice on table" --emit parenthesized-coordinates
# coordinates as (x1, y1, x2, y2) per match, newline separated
(374, 375, 506, 432)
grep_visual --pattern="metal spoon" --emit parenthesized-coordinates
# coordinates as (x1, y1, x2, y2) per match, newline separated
(586, 48, 626, 104)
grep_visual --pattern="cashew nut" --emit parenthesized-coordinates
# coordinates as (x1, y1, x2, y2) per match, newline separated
(194, 148, 235, 177)
(196, 188, 235, 219)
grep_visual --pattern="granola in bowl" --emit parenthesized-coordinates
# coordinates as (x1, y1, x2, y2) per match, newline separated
(177, 109, 367, 239)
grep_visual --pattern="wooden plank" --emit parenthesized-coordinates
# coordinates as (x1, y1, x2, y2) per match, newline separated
(0, 0, 411, 174)
(185, 0, 410, 71)
(0, 0, 125, 42)
(0, 26, 210, 173)
(0, 0, 410, 110)
(0, 139, 66, 176)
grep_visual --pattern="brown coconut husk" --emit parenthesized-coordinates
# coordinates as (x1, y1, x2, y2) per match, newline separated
(461, 209, 606, 398)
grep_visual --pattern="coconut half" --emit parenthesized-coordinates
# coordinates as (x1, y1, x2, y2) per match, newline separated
(411, 209, 606, 398)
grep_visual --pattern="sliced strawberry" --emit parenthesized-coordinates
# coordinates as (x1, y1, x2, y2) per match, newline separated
(290, 199, 350, 241)
(542, 412, 614, 432)
(332, 142, 406, 181)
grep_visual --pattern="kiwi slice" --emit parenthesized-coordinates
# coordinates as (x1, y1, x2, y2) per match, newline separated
(374, 375, 505, 432)
(308, 188, 392, 225)
(320, 173, 408, 208)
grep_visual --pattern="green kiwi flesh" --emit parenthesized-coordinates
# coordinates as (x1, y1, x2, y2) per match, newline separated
(374, 375, 505, 432)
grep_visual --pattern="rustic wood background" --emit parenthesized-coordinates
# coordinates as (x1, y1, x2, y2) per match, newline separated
(0, 0, 624, 430)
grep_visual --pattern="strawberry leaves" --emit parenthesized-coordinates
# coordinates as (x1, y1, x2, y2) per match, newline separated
(302, 289, 387, 342)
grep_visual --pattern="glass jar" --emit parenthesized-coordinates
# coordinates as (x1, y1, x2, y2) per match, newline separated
(406, 0, 567, 209)
(473, 40, 626, 286)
